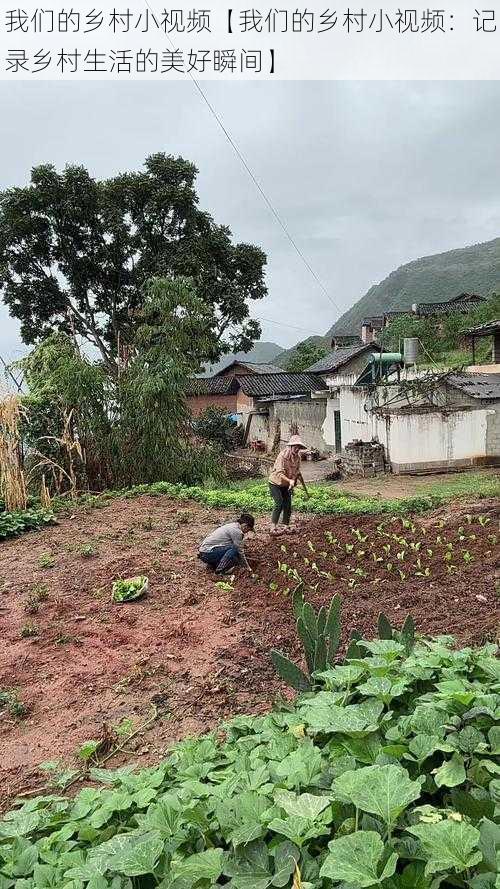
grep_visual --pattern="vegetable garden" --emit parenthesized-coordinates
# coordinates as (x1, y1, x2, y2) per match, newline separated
(0, 486, 498, 889)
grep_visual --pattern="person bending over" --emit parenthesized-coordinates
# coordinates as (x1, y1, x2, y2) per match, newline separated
(268, 435, 309, 535)
(197, 513, 255, 574)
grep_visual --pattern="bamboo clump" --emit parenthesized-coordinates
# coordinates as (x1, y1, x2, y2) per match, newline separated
(0, 395, 27, 512)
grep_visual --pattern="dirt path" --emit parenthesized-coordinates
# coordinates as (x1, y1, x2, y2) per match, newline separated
(302, 464, 500, 499)
(0, 493, 498, 806)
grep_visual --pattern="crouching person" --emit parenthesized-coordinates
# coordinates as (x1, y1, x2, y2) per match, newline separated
(197, 513, 255, 575)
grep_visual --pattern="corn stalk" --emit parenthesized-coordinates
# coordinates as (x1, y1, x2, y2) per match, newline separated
(27, 408, 84, 498)
(0, 395, 27, 511)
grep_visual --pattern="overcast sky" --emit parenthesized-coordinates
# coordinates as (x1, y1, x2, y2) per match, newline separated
(1, 79, 500, 362)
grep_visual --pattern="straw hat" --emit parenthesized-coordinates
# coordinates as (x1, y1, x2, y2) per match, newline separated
(288, 434, 307, 450)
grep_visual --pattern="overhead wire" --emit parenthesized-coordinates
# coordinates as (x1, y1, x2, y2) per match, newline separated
(142, 0, 342, 320)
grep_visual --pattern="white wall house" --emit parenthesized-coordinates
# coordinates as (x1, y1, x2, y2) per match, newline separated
(324, 363, 500, 474)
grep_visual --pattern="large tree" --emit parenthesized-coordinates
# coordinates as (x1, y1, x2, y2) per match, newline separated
(0, 153, 267, 374)
(20, 277, 227, 490)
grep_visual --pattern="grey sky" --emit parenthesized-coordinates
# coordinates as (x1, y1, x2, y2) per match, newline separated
(1, 79, 500, 361)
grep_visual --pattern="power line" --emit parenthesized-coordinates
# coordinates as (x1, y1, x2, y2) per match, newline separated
(142, 0, 342, 318)
(254, 314, 324, 336)
(188, 78, 341, 316)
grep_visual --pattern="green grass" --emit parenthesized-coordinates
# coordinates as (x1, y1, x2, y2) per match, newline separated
(422, 471, 500, 500)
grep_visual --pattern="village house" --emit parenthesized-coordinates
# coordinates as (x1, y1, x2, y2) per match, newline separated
(186, 365, 328, 451)
(411, 292, 486, 319)
(321, 333, 500, 474)
(187, 302, 500, 468)
(360, 293, 487, 344)
(186, 360, 283, 418)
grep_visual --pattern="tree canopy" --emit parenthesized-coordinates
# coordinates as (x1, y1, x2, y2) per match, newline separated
(0, 153, 267, 374)
(284, 341, 329, 372)
(20, 278, 226, 492)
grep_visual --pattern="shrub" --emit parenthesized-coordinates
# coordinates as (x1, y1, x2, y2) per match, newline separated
(192, 406, 239, 452)
(0, 507, 54, 541)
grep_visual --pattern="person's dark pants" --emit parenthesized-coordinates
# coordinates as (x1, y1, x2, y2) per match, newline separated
(198, 545, 241, 574)
(269, 483, 292, 526)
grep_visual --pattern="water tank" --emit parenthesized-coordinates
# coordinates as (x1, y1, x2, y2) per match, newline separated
(403, 337, 419, 365)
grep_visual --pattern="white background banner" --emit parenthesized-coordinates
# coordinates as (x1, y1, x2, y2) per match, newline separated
(0, 1, 500, 80)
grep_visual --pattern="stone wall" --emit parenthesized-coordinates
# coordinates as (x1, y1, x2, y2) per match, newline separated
(486, 406, 500, 457)
(267, 398, 331, 452)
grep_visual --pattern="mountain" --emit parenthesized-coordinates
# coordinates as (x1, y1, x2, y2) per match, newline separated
(201, 341, 284, 376)
(327, 236, 500, 338)
(207, 237, 500, 374)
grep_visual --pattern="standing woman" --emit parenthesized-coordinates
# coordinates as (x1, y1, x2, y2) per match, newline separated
(268, 435, 309, 534)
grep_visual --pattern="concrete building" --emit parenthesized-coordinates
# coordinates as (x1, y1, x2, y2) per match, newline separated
(306, 342, 382, 453)
(186, 361, 286, 418)
(323, 359, 500, 473)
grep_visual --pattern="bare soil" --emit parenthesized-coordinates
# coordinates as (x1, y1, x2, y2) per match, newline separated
(0, 493, 498, 807)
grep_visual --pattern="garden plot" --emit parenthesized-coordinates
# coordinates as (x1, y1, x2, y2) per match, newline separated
(0, 493, 498, 806)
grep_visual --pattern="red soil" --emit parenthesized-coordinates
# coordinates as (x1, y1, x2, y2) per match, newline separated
(0, 494, 498, 806)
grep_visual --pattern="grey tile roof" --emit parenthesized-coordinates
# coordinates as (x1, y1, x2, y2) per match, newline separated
(238, 372, 327, 398)
(186, 376, 238, 396)
(463, 319, 500, 337)
(307, 342, 380, 375)
(446, 372, 500, 401)
(214, 360, 283, 376)
(187, 371, 326, 398)
(416, 293, 485, 316)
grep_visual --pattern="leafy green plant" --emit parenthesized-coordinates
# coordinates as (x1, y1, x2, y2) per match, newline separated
(1, 634, 498, 888)
(23, 595, 40, 614)
(38, 760, 80, 790)
(38, 552, 55, 569)
(376, 611, 416, 653)
(0, 507, 54, 541)
(112, 575, 148, 603)
(216, 579, 235, 592)
(80, 542, 98, 557)
(0, 689, 28, 718)
(77, 740, 101, 763)
(32, 583, 49, 601)
(20, 622, 39, 638)
(271, 586, 341, 691)
(24, 583, 50, 613)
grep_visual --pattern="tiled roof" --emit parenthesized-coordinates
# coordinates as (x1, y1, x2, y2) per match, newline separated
(384, 309, 410, 319)
(186, 371, 325, 398)
(463, 319, 500, 337)
(214, 360, 283, 377)
(416, 293, 485, 316)
(446, 372, 500, 401)
(186, 376, 239, 396)
(238, 372, 327, 398)
(307, 342, 380, 375)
